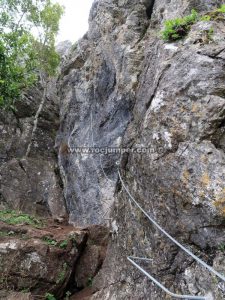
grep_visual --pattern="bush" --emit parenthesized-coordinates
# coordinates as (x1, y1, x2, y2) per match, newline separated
(217, 4, 225, 13)
(161, 9, 199, 42)
(201, 4, 225, 21)
(161, 4, 225, 42)
(0, 0, 64, 110)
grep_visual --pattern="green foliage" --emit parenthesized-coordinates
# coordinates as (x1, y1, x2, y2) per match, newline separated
(0, 0, 64, 109)
(0, 229, 28, 239)
(206, 27, 214, 40)
(56, 263, 67, 284)
(87, 277, 93, 287)
(161, 9, 199, 42)
(201, 15, 211, 21)
(217, 4, 225, 13)
(69, 234, 78, 248)
(161, 4, 225, 42)
(42, 236, 58, 246)
(201, 4, 225, 21)
(0, 230, 15, 237)
(218, 243, 225, 252)
(21, 288, 30, 293)
(65, 291, 72, 300)
(59, 239, 68, 249)
(45, 293, 56, 300)
(0, 209, 42, 227)
(42, 237, 69, 249)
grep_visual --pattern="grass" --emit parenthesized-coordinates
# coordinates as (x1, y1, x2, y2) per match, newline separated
(0, 210, 42, 227)
(205, 27, 214, 41)
(161, 4, 225, 42)
(0, 228, 29, 240)
(42, 237, 69, 249)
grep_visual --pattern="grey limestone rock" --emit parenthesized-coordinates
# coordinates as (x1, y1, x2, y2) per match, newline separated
(57, 0, 225, 299)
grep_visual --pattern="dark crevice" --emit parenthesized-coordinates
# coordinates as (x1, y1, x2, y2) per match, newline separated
(0, 192, 7, 205)
(145, 63, 171, 110)
(197, 49, 225, 61)
(54, 165, 64, 189)
(146, 0, 156, 19)
(62, 232, 89, 297)
(54, 164, 68, 217)
(217, 118, 225, 129)
(18, 159, 26, 173)
(199, 221, 225, 229)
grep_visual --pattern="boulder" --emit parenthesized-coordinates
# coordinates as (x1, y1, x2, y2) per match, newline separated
(0, 220, 87, 299)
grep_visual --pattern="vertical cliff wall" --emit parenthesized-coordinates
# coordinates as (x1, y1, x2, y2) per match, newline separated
(56, 0, 150, 226)
(57, 0, 225, 299)
(0, 78, 66, 219)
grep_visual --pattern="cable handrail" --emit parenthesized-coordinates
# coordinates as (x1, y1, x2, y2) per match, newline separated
(86, 107, 223, 297)
(127, 256, 210, 300)
(118, 171, 225, 296)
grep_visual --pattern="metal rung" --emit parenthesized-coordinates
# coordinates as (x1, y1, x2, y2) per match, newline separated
(129, 256, 153, 262)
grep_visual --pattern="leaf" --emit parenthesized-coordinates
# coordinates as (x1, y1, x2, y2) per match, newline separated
(0, 0, 64, 110)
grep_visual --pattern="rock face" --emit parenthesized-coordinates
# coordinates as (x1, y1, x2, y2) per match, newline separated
(0, 220, 87, 298)
(74, 225, 109, 289)
(57, 0, 149, 226)
(0, 291, 34, 300)
(0, 79, 66, 219)
(57, 0, 225, 299)
(0, 218, 108, 299)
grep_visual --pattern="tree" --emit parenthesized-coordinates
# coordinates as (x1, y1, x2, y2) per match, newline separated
(0, 0, 64, 110)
